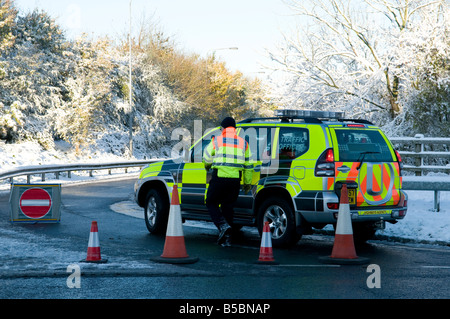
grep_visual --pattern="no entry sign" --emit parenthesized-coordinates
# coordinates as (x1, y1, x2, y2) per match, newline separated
(20, 188, 52, 219)
(10, 184, 61, 223)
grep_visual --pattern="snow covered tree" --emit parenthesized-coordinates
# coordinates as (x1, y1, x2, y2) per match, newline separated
(1, 5, 275, 160)
(268, 0, 449, 132)
(14, 8, 65, 54)
(0, 8, 65, 146)
(397, 2, 450, 136)
(0, 0, 17, 54)
(56, 36, 116, 151)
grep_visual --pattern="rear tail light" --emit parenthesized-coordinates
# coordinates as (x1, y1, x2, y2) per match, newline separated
(315, 148, 335, 177)
(327, 203, 339, 210)
(392, 209, 407, 218)
(395, 150, 403, 175)
(392, 198, 407, 218)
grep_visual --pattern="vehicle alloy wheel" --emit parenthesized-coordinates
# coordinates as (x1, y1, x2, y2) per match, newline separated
(258, 197, 300, 247)
(264, 205, 288, 240)
(144, 188, 169, 235)
(145, 196, 157, 228)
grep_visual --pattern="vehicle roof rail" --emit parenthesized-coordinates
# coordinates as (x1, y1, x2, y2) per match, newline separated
(339, 119, 374, 125)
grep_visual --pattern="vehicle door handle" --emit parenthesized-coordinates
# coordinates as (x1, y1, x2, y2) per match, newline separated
(337, 165, 351, 173)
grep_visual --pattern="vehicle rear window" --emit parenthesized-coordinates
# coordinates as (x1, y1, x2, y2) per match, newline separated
(334, 129, 394, 162)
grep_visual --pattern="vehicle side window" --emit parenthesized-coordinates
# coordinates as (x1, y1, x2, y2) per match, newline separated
(190, 129, 221, 163)
(278, 127, 309, 160)
(239, 127, 274, 162)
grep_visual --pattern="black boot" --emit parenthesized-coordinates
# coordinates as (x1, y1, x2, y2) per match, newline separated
(221, 233, 232, 247)
(217, 223, 232, 245)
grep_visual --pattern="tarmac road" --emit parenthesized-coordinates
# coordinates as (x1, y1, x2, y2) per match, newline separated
(0, 178, 449, 301)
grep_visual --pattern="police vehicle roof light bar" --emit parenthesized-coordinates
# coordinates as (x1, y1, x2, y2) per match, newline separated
(239, 109, 373, 125)
(275, 109, 346, 120)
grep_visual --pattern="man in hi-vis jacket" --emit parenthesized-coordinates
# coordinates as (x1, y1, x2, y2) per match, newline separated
(203, 117, 253, 246)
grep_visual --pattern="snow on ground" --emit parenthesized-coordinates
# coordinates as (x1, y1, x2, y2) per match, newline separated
(377, 190, 449, 244)
(0, 140, 449, 272)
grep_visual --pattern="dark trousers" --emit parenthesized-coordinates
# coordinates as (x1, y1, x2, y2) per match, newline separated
(206, 170, 241, 229)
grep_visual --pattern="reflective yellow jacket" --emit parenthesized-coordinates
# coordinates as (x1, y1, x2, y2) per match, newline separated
(203, 127, 253, 184)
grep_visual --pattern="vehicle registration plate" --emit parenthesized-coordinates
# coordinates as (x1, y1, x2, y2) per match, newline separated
(348, 188, 356, 205)
(358, 210, 392, 216)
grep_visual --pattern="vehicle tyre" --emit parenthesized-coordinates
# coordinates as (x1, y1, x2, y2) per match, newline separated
(257, 197, 300, 247)
(144, 188, 169, 235)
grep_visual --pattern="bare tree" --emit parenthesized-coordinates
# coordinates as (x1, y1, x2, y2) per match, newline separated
(268, 0, 446, 120)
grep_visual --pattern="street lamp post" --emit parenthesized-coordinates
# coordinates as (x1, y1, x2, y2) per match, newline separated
(128, 0, 133, 157)
(210, 47, 239, 58)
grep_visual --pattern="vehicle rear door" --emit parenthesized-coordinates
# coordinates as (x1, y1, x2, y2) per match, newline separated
(238, 125, 277, 182)
(236, 125, 277, 216)
(179, 128, 221, 212)
(330, 127, 401, 207)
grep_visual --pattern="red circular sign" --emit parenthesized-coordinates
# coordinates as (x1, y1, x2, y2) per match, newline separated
(19, 188, 52, 219)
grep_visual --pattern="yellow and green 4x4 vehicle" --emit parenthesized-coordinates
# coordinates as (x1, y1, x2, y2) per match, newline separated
(134, 110, 407, 247)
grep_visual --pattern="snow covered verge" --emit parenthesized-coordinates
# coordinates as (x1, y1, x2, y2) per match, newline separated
(376, 190, 449, 245)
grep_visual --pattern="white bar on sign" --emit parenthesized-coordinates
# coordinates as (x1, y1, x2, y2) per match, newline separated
(21, 200, 50, 206)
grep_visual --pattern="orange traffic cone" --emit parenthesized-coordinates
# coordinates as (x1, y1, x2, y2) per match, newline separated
(256, 222, 278, 265)
(151, 185, 198, 264)
(81, 221, 107, 263)
(319, 184, 369, 265)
